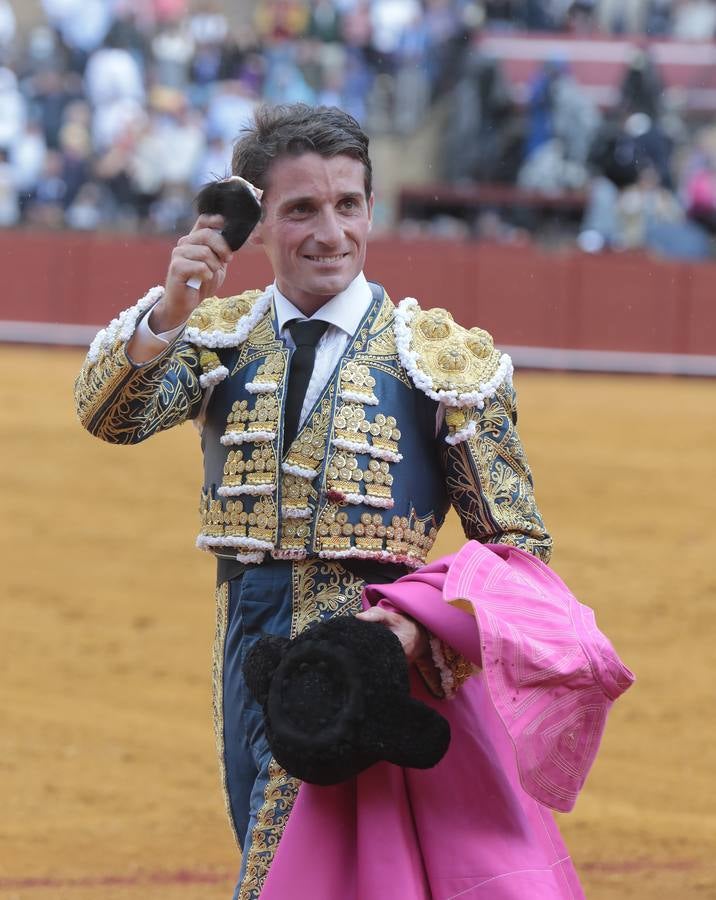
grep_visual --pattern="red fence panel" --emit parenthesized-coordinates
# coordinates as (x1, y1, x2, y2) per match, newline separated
(2, 230, 714, 371)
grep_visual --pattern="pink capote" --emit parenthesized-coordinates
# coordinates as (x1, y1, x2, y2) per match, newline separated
(261, 541, 634, 900)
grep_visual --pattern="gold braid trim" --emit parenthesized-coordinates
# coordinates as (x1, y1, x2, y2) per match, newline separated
(211, 582, 241, 850)
(75, 340, 136, 431)
(237, 760, 300, 900)
(235, 560, 366, 897)
(417, 638, 477, 699)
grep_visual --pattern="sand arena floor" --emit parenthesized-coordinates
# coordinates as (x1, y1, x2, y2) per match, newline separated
(0, 346, 714, 899)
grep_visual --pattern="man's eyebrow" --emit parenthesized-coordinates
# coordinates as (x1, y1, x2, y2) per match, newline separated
(279, 191, 365, 208)
(280, 195, 314, 208)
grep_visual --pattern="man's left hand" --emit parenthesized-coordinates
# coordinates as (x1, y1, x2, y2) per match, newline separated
(355, 607, 428, 663)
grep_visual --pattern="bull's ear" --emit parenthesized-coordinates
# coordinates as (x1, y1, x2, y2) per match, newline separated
(242, 635, 290, 707)
(376, 698, 451, 770)
(194, 178, 261, 251)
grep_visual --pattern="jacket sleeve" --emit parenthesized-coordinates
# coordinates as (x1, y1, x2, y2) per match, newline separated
(440, 381, 552, 564)
(74, 328, 204, 446)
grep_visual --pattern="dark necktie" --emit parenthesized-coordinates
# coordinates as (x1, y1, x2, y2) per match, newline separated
(283, 318, 329, 450)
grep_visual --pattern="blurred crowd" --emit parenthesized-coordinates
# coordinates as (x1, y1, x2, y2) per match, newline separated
(479, 0, 716, 38)
(0, 0, 484, 234)
(2, 0, 716, 259)
(439, 20, 716, 259)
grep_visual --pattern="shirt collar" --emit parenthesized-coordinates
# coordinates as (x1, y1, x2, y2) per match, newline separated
(272, 272, 372, 337)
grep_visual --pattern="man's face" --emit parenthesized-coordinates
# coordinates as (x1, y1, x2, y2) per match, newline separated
(251, 152, 374, 315)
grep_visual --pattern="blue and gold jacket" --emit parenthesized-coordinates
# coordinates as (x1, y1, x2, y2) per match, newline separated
(75, 283, 551, 569)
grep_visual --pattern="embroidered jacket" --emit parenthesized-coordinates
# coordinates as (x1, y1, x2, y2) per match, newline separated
(75, 284, 551, 569)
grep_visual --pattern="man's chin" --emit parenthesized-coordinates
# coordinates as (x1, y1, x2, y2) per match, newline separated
(310, 271, 356, 297)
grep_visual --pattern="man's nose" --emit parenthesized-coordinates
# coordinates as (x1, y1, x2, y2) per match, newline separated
(314, 208, 342, 245)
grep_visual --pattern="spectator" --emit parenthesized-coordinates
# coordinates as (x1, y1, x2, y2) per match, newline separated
(263, 55, 316, 104)
(84, 42, 145, 152)
(0, 147, 19, 226)
(9, 121, 47, 208)
(644, 0, 673, 36)
(103, 8, 148, 64)
(0, 0, 15, 52)
(683, 126, 716, 233)
(84, 43, 144, 109)
(520, 58, 599, 188)
(65, 180, 104, 229)
(673, 0, 716, 40)
(580, 163, 710, 259)
(25, 149, 67, 227)
(26, 70, 81, 150)
(0, 67, 26, 152)
(307, 0, 343, 42)
(618, 48, 664, 120)
(150, 22, 195, 88)
(192, 133, 232, 189)
(205, 79, 259, 144)
(42, 0, 113, 71)
(57, 119, 92, 207)
(442, 42, 515, 183)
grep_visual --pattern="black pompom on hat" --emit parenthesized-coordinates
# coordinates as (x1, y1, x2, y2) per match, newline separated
(243, 616, 451, 785)
(194, 176, 262, 251)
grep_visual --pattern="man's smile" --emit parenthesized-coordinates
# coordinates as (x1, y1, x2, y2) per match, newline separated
(304, 253, 350, 263)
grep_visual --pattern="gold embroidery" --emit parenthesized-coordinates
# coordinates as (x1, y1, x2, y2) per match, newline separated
(246, 309, 280, 349)
(369, 413, 401, 457)
(220, 445, 277, 492)
(247, 496, 278, 542)
(249, 351, 285, 387)
(409, 307, 502, 392)
(187, 291, 263, 334)
(384, 509, 438, 563)
(366, 326, 398, 357)
(237, 759, 300, 900)
(368, 291, 394, 334)
(279, 391, 334, 551)
(339, 360, 377, 401)
(444, 643, 477, 689)
(75, 341, 202, 443)
(290, 559, 365, 636)
(199, 349, 222, 375)
(314, 503, 439, 564)
(224, 499, 248, 539)
(221, 449, 246, 489)
(442, 387, 551, 562)
(211, 582, 241, 850)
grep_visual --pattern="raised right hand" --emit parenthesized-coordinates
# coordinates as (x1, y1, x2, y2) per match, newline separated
(150, 214, 235, 332)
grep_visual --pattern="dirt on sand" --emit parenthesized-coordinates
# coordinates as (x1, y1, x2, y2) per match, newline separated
(1, 346, 714, 899)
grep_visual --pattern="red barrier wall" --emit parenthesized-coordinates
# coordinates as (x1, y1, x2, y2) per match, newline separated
(1, 230, 714, 358)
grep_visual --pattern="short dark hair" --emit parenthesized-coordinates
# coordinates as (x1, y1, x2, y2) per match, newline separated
(231, 104, 372, 198)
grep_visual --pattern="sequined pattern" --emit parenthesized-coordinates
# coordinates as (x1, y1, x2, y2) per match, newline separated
(442, 384, 552, 562)
(74, 340, 203, 443)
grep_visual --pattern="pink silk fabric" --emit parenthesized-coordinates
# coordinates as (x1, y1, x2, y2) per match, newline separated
(261, 541, 634, 899)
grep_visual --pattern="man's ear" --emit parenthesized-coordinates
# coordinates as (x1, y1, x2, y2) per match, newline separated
(249, 220, 264, 246)
(367, 192, 375, 231)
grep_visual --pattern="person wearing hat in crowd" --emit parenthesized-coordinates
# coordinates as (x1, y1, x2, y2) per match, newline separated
(75, 103, 631, 898)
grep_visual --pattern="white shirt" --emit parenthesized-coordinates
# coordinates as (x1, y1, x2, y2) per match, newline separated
(133, 272, 373, 431)
(272, 272, 372, 428)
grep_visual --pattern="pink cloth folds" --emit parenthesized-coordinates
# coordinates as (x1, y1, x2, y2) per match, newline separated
(261, 541, 634, 900)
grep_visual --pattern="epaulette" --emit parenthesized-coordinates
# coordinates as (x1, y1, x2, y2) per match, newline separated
(185, 289, 271, 349)
(394, 298, 513, 411)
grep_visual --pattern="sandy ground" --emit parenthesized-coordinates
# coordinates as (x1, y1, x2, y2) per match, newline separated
(1, 345, 714, 899)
